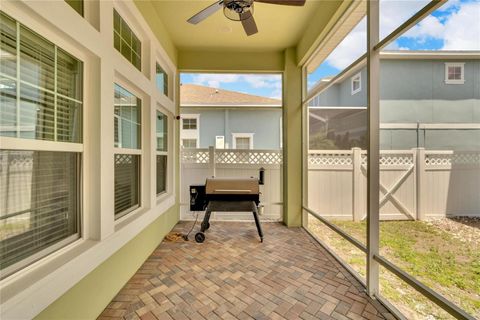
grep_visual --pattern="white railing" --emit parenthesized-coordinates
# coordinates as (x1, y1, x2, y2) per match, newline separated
(308, 148, 480, 221)
(180, 147, 283, 221)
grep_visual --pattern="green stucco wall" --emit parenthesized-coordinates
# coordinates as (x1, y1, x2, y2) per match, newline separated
(35, 205, 179, 320)
(283, 48, 303, 227)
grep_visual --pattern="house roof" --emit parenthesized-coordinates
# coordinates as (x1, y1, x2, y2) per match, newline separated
(180, 84, 282, 107)
(308, 50, 480, 98)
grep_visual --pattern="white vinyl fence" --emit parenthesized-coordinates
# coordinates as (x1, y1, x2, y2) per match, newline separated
(308, 148, 480, 221)
(180, 147, 283, 221)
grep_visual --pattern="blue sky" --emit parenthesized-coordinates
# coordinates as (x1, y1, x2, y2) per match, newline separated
(180, 0, 479, 96)
(180, 73, 283, 100)
(308, 0, 480, 88)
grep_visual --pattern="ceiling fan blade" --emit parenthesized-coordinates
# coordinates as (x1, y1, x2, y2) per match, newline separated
(187, 1, 223, 24)
(240, 11, 258, 36)
(254, 0, 306, 6)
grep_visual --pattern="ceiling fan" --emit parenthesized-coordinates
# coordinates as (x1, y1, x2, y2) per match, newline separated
(187, 0, 306, 36)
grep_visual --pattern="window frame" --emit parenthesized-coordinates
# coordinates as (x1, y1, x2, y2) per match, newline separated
(351, 72, 361, 95)
(0, 1, 178, 317)
(113, 8, 142, 71)
(113, 82, 143, 220)
(232, 133, 254, 149)
(182, 118, 197, 130)
(0, 11, 85, 278)
(155, 108, 169, 197)
(180, 114, 200, 148)
(155, 62, 169, 98)
(444, 62, 465, 85)
(181, 138, 198, 149)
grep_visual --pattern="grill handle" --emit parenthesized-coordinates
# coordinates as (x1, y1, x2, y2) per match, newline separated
(259, 167, 265, 185)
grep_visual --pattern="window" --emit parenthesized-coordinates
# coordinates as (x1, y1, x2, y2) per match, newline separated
(114, 154, 140, 217)
(113, 9, 141, 71)
(351, 73, 361, 95)
(445, 63, 465, 84)
(65, 0, 84, 16)
(0, 151, 81, 278)
(182, 118, 197, 130)
(114, 84, 141, 149)
(182, 139, 197, 149)
(0, 12, 83, 277)
(0, 12, 83, 142)
(156, 63, 168, 97)
(156, 111, 168, 195)
(233, 133, 253, 149)
(114, 84, 141, 218)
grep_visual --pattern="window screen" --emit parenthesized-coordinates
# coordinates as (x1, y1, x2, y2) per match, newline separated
(182, 139, 197, 148)
(156, 111, 168, 195)
(182, 118, 197, 130)
(156, 63, 168, 97)
(156, 155, 167, 195)
(113, 10, 141, 71)
(236, 137, 251, 149)
(0, 12, 83, 142)
(447, 66, 462, 80)
(114, 154, 140, 217)
(0, 150, 80, 277)
(114, 84, 141, 149)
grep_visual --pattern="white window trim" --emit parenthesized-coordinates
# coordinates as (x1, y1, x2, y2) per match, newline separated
(112, 2, 146, 71)
(232, 133, 254, 149)
(351, 72, 361, 95)
(155, 106, 172, 199)
(0, 1, 178, 318)
(181, 138, 199, 149)
(445, 62, 465, 84)
(180, 114, 200, 147)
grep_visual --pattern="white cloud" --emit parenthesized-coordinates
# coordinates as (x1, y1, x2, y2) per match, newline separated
(322, 0, 479, 73)
(400, 1, 480, 50)
(441, 1, 480, 50)
(403, 15, 445, 40)
(191, 73, 282, 90)
(192, 73, 240, 88)
(324, 17, 366, 70)
(379, 0, 431, 39)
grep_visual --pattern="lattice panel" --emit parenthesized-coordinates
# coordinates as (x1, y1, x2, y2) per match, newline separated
(115, 154, 135, 165)
(308, 153, 353, 166)
(181, 150, 210, 164)
(426, 153, 480, 166)
(380, 154, 414, 166)
(360, 154, 413, 166)
(215, 151, 282, 165)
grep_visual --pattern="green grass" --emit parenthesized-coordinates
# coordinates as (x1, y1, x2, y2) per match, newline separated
(308, 219, 480, 319)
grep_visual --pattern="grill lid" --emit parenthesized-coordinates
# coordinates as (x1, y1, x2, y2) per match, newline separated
(205, 177, 259, 195)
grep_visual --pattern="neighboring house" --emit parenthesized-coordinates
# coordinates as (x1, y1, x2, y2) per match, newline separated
(180, 84, 282, 150)
(309, 51, 480, 151)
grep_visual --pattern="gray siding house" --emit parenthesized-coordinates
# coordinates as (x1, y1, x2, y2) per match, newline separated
(180, 84, 282, 150)
(309, 51, 480, 150)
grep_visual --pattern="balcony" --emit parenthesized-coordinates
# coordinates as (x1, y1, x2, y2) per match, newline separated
(0, 1, 479, 320)
(98, 222, 394, 320)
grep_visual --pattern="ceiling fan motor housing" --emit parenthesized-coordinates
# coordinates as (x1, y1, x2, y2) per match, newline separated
(223, 0, 254, 21)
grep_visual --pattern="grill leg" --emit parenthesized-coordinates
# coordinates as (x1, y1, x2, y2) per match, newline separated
(252, 205, 264, 242)
(200, 209, 212, 232)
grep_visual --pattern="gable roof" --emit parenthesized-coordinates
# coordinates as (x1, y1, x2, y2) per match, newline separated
(180, 84, 282, 107)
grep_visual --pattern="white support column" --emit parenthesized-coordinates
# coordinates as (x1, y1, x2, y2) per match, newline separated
(352, 147, 363, 222)
(415, 148, 426, 220)
(209, 146, 216, 177)
(367, 0, 380, 297)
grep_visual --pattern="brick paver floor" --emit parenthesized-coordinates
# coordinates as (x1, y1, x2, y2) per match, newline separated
(99, 222, 395, 320)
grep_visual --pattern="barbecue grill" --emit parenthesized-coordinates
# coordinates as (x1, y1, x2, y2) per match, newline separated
(190, 168, 265, 243)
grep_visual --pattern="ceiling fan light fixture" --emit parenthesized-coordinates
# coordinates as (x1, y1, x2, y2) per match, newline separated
(223, 0, 254, 21)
